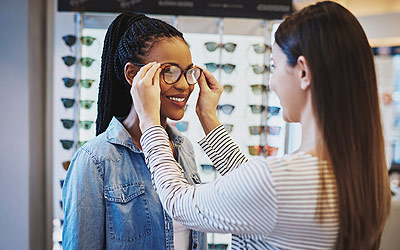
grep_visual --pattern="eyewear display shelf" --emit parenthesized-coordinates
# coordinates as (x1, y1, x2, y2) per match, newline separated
(51, 12, 301, 250)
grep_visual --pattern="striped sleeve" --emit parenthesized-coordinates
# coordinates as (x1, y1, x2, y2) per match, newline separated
(141, 125, 278, 236)
(198, 124, 248, 175)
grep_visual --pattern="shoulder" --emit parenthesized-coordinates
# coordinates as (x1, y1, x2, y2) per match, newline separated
(78, 133, 124, 164)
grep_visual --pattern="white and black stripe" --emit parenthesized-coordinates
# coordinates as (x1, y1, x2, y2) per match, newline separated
(141, 125, 339, 250)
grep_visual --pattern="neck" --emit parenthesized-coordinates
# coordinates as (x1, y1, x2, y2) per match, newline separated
(297, 101, 319, 156)
(122, 105, 167, 150)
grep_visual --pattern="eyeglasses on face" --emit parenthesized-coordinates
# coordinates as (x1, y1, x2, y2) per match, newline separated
(79, 120, 94, 130)
(204, 42, 237, 52)
(61, 119, 75, 129)
(81, 36, 96, 46)
(253, 43, 271, 54)
(205, 63, 236, 74)
(62, 77, 76, 88)
(223, 123, 234, 133)
(208, 243, 228, 250)
(61, 98, 75, 108)
(250, 84, 269, 95)
(62, 35, 77, 47)
(251, 64, 270, 74)
(132, 63, 202, 85)
(80, 100, 95, 109)
(80, 79, 95, 88)
(200, 164, 215, 174)
(217, 104, 235, 115)
(60, 139, 74, 150)
(223, 84, 234, 93)
(62, 161, 71, 171)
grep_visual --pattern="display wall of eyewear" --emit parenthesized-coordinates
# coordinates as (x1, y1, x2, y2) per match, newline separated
(62, 56, 95, 67)
(132, 63, 202, 85)
(79, 120, 94, 130)
(60, 179, 64, 189)
(249, 105, 281, 115)
(62, 77, 76, 88)
(249, 125, 281, 135)
(80, 100, 95, 109)
(204, 42, 237, 52)
(250, 84, 269, 95)
(61, 119, 75, 129)
(248, 145, 278, 156)
(251, 64, 270, 74)
(62, 161, 71, 171)
(252, 43, 271, 54)
(80, 79, 95, 88)
(200, 164, 215, 174)
(78, 141, 88, 147)
(223, 84, 234, 93)
(61, 98, 75, 109)
(205, 63, 236, 74)
(217, 104, 235, 115)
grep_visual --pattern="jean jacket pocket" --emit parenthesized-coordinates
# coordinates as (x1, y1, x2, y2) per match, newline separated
(104, 183, 152, 242)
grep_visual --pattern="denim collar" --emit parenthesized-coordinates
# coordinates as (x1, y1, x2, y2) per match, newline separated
(105, 117, 184, 153)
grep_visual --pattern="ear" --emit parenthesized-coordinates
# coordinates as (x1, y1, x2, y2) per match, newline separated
(124, 62, 140, 86)
(296, 56, 311, 90)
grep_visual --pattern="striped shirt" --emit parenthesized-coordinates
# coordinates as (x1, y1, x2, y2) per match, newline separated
(141, 125, 339, 250)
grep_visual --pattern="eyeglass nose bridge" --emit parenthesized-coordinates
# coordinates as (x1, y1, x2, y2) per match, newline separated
(163, 67, 201, 86)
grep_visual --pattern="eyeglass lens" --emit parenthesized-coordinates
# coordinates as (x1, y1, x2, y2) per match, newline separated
(162, 65, 202, 85)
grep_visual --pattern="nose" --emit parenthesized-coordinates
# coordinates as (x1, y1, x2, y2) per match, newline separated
(173, 73, 191, 90)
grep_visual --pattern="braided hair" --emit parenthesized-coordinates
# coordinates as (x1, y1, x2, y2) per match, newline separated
(96, 12, 185, 135)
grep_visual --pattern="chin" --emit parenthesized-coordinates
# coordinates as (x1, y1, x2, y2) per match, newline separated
(166, 112, 184, 121)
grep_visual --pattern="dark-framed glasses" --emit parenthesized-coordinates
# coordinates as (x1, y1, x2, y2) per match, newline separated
(249, 104, 265, 114)
(205, 63, 236, 74)
(60, 139, 74, 150)
(251, 64, 269, 74)
(61, 119, 75, 129)
(62, 35, 77, 47)
(253, 43, 271, 54)
(205, 42, 237, 52)
(61, 98, 75, 108)
(133, 63, 202, 85)
(217, 104, 235, 115)
(62, 77, 76, 88)
(62, 56, 76, 67)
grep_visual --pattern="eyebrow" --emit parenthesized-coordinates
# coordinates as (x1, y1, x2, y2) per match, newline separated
(162, 62, 194, 70)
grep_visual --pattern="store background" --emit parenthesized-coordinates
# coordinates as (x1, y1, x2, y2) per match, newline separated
(1, 0, 400, 249)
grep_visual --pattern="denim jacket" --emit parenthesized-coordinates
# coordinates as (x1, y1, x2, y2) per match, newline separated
(62, 117, 207, 250)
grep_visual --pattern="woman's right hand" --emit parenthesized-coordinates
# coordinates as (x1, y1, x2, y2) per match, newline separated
(196, 67, 223, 134)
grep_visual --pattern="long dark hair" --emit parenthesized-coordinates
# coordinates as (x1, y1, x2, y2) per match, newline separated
(96, 12, 185, 135)
(275, 1, 391, 249)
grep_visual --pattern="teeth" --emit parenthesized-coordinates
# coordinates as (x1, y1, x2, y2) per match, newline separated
(168, 97, 185, 102)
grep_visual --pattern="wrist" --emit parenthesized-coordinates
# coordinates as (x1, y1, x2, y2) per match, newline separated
(140, 117, 161, 132)
(197, 111, 220, 135)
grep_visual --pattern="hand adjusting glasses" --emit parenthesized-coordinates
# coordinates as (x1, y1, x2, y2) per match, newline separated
(133, 63, 202, 85)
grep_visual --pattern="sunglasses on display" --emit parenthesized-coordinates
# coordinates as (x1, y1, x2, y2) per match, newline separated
(62, 35, 96, 47)
(80, 79, 95, 88)
(251, 64, 270, 74)
(223, 84, 234, 93)
(268, 106, 281, 116)
(249, 105, 281, 115)
(250, 84, 269, 95)
(62, 56, 95, 67)
(60, 179, 64, 189)
(79, 120, 94, 130)
(62, 77, 76, 88)
(60, 139, 74, 150)
(249, 125, 281, 136)
(208, 243, 228, 250)
(248, 145, 278, 156)
(61, 119, 75, 129)
(78, 141, 88, 147)
(60, 200, 63, 210)
(217, 104, 235, 115)
(80, 100, 95, 109)
(61, 98, 75, 109)
(204, 42, 237, 52)
(200, 164, 215, 174)
(132, 62, 202, 85)
(205, 63, 236, 74)
(62, 161, 71, 171)
(223, 123, 234, 133)
(252, 43, 271, 54)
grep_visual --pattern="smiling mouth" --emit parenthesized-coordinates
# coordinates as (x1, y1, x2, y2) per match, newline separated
(167, 96, 185, 102)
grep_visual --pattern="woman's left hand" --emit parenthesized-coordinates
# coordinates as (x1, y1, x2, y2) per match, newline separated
(130, 62, 162, 132)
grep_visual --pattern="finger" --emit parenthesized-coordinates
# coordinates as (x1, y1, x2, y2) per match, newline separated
(198, 66, 221, 90)
(153, 68, 162, 86)
(143, 63, 161, 84)
(136, 62, 157, 80)
(197, 71, 211, 92)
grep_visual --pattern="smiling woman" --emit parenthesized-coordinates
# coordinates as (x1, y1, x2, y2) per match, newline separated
(61, 12, 207, 250)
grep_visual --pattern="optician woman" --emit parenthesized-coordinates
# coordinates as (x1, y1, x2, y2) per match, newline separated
(130, 2, 391, 250)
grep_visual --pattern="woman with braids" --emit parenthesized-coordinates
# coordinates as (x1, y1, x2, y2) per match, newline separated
(62, 13, 207, 250)
(130, 2, 392, 250)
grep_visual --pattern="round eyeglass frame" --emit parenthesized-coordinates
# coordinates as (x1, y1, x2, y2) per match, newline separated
(132, 62, 202, 85)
